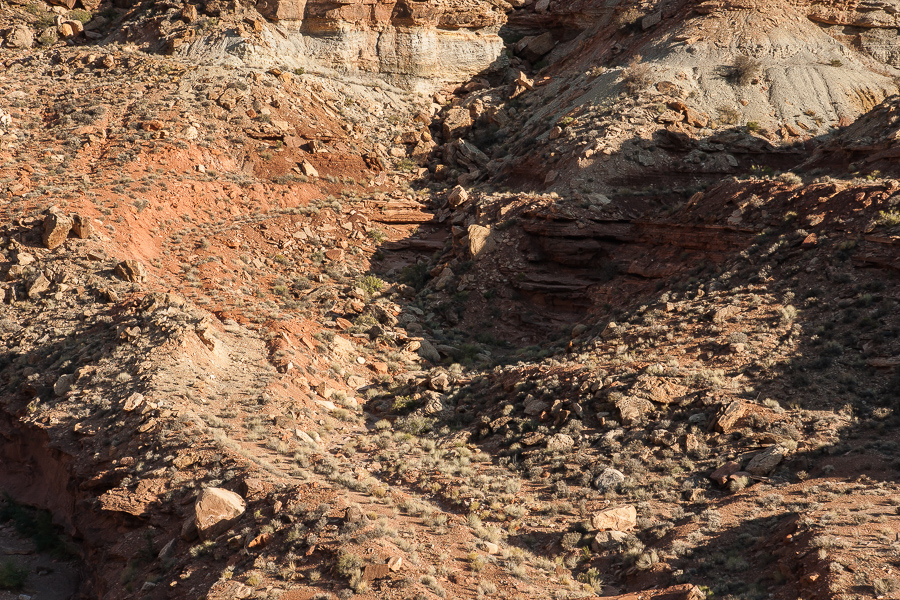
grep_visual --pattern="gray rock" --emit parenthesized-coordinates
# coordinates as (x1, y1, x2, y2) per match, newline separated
(745, 445, 786, 475)
(593, 467, 625, 492)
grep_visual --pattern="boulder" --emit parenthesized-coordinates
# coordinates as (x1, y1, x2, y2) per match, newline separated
(43, 211, 73, 250)
(442, 107, 472, 140)
(115, 259, 147, 283)
(745, 445, 786, 475)
(447, 185, 468, 208)
(194, 488, 246, 540)
(591, 505, 637, 531)
(593, 468, 625, 492)
(519, 32, 554, 63)
(467, 224, 495, 258)
(54, 374, 75, 397)
(4, 25, 34, 49)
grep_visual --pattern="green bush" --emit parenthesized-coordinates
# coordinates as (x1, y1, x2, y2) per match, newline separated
(0, 560, 27, 590)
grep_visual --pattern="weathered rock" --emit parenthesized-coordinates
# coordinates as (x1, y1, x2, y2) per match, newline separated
(363, 564, 390, 581)
(194, 488, 246, 541)
(518, 32, 554, 63)
(591, 529, 628, 550)
(467, 224, 495, 258)
(295, 159, 318, 178)
(593, 467, 625, 492)
(591, 505, 637, 531)
(710, 461, 741, 485)
(388, 555, 403, 571)
(123, 392, 144, 412)
(54, 374, 75, 397)
(27, 272, 50, 299)
(71, 214, 94, 239)
(745, 445, 786, 475)
(713, 400, 748, 433)
(447, 185, 468, 208)
(615, 395, 654, 425)
(115, 260, 147, 283)
(443, 107, 472, 140)
(523, 395, 548, 416)
(633, 376, 689, 404)
(43, 212, 73, 250)
(4, 25, 34, 49)
(416, 338, 441, 363)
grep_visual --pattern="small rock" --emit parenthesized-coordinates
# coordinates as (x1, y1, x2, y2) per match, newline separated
(27, 273, 50, 299)
(70, 214, 94, 239)
(300, 161, 318, 178)
(123, 392, 144, 412)
(710, 461, 741, 485)
(388, 555, 403, 571)
(483, 542, 500, 555)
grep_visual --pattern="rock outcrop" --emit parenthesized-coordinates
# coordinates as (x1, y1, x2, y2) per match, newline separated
(180, 0, 508, 91)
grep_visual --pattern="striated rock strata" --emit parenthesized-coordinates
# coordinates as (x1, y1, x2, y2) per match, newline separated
(180, 0, 508, 91)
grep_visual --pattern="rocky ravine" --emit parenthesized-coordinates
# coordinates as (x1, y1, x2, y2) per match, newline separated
(1, 1, 900, 600)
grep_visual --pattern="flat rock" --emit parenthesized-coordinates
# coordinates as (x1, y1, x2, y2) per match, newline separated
(745, 445, 786, 475)
(591, 505, 637, 531)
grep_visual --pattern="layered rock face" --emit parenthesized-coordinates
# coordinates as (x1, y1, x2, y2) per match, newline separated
(183, 0, 507, 91)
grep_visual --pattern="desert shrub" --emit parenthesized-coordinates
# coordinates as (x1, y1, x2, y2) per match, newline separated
(0, 560, 27, 590)
(777, 172, 802, 186)
(622, 56, 653, 93)
(727, 55, 762, 85)
(335, 551, 363, 579)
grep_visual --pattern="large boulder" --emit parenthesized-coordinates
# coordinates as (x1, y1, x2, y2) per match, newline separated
(194, 488, 246, 540)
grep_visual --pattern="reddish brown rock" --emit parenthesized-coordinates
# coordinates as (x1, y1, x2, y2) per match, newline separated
(43, 211, 73, 250)
(710, 461, 741, 485)
(194, 488, 246, 541)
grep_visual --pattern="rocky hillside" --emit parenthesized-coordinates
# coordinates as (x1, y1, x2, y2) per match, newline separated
(1, 1, 899, 600)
